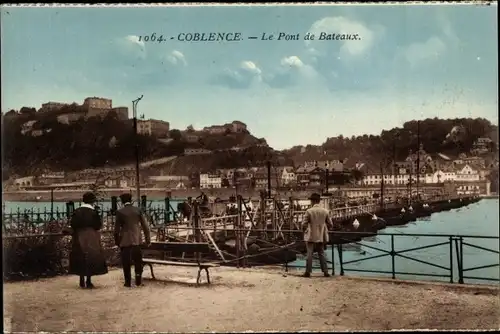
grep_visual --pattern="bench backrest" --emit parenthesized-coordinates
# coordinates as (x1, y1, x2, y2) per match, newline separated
(143, 242, 211, 254)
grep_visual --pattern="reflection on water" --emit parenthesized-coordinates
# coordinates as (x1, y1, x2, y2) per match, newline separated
(364, 235, 377, 242)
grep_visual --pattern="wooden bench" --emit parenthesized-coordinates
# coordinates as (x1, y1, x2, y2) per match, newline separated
(141, 242, 220, 285)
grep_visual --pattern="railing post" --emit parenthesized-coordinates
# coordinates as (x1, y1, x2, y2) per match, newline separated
(193, 202, 201, 243)
(331, 233, 335, 276)
(459, 236, 464, 284)
(110, 196, 118, 215)
(164, 196, 171, 225)
(391, 234, 396, 279)
(66, 201, 75, 219)
(454, 237, 464, 284)
(449, 236, 454, 283)
(337, 244, 344, 276)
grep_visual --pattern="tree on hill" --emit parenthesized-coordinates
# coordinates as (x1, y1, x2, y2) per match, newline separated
(19, 107, 37, 115)
(284, 117, 498, 165)
(169, 129, 182, 141)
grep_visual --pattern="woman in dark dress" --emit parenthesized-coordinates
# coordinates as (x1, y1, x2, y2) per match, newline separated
(69, 192, 108, 288)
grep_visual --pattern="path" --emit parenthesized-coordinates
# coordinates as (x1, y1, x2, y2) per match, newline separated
(3, 267, 499, 332)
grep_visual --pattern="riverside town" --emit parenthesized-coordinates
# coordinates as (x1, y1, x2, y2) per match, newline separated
(2, 3, 499, 333)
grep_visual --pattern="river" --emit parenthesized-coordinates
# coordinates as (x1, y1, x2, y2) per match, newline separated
(292, 198, 499, 285)
(3, 198, 499, 285)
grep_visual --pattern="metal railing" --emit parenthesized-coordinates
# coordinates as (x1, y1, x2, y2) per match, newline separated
(2, 226, 498, 285)
(283, 231, 499, 285)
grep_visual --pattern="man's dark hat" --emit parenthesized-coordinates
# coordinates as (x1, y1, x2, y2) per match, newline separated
(310, 193, 321, 201)
(82, 192, 97, 204)
(119, 193, 132, 203)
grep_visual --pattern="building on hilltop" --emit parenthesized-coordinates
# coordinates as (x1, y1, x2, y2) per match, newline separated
(203, 120, 248, 134)
(38, 97, 129, 123)
(40, 102, 68, 112)
(83, 97, 128, 120)
(83, 97, 112, 110)
(137, 119, 170, 137)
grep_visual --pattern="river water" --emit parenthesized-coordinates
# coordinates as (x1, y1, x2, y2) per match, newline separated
(3, 198, 499, 285)
(292, 198, 499, 285)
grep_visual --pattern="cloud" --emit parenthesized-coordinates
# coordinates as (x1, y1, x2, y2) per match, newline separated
(125, 35, 145, 49)
(240, 60, 262, 76)
(265, 56, 319, 89)
(167, 50, 187, 66)
(209, 61, 262, 89)
(307, 16, 379, 57)
(403, 36, 446, 67)
(104, 35, 147, 67)
(436, 11, 460, 48)
(281, 56, 304, 68)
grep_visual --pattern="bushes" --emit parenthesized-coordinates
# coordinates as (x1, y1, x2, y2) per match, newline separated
(3, 235, 71, 281)
(3, 232, 120, 282)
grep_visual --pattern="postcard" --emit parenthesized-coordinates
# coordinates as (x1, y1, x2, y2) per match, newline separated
(2, 3, 498, 333)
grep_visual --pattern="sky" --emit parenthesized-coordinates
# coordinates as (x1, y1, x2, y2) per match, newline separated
(1, 4, 498, 149)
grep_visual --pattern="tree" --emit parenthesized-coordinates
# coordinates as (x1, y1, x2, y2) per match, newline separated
(5, 110, 18, 117)
(169, 129, 182, 141)
(221, 177, 230, 187)
(19, 107, 36, 115)
(186, 125, 195, 132)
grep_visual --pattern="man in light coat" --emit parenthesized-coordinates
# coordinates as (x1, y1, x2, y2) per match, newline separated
(114, 193, 151, 287)
(302, 193, 333, 277)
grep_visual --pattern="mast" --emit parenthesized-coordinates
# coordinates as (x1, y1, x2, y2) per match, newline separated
(266, 160, 272, 199)
(380, 160, 385, 210)
(416, 120, 420, 200)
(408, 149, 412, 206)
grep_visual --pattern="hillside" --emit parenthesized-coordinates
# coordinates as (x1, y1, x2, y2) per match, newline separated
(149, 148, 293, 175)
(1, 108, 278, 178)
(283, 117, 498, 166)
(2, 111, 497, 179)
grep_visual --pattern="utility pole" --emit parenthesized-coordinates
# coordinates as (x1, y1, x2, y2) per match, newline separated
(408, 149, 413, 206)
(324, 168, 329, 194)
(132, 95, 144, 206)
(380, 160, 385, 210)
(416, 120, 420, 201)
(266, 160, 272, 199)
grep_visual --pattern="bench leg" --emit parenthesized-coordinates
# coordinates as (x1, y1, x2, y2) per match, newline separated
(204, 268, 211, 284)
(196, 268, 202, 286)
(147, 263, 156, 280)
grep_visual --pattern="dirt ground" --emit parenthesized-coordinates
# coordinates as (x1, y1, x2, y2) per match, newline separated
(3, 266, 499, 332)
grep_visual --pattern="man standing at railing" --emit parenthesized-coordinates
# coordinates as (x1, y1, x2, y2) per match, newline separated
(114, 193, 151, 287)
(302, 193, 333, 278)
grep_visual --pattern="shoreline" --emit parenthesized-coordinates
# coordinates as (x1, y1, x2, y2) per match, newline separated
(2, 188, 313, 202)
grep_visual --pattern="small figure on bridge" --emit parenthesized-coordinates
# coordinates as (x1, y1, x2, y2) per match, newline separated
(196, 192, 212, 217)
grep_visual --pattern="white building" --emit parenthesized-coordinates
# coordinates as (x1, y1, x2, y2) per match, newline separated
(455, 164, 480, 182)
(456, 184, 481, 195)
(199, 173, 222, 189)
(13, 176, 36, 188)
(280, 167, 296, 185)
(425, 170, 457, 184)
(362, 172, 428, 186)
(21, 120, 37, 135)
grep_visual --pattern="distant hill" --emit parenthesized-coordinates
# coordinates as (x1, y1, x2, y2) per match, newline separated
(2, 111, 497, 179)
(281, 117, 498, 166)
(1, 106, 280, 178)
